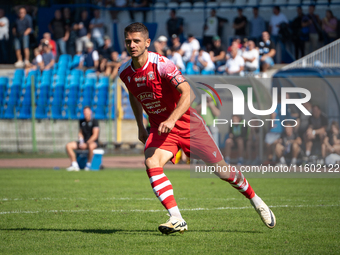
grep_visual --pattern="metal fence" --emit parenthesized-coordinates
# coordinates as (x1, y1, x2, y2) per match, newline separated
(283, 39, 340, 69)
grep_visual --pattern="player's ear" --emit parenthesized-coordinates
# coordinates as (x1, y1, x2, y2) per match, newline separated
(145, 38, 151, 48)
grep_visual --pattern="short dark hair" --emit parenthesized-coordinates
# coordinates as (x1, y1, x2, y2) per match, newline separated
(83, 106, 91, 111)
(124, 22, 149, 39)
(274, 5, 280, 12)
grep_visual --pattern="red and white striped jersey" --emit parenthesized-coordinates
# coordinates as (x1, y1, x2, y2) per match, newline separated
(119, 51, 194, 131)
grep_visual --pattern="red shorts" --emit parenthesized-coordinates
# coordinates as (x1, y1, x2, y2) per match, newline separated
(144, 113, 223, 164)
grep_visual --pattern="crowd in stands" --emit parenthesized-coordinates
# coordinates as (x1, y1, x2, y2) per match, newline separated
(0, 3, 338, 78)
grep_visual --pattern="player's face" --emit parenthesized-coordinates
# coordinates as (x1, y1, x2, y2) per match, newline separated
(125, 32, 151, 58)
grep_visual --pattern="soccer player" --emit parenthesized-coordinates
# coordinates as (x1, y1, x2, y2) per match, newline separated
(119, 23, 276, 235)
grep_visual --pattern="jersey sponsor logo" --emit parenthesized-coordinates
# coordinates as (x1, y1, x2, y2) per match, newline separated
(127, 76, 131, 83)
(137, 83, 146, 87)
(135, 76, 146, 82)
(212, 151, 217, 157)
(147, 71, 155, 81)
(149, 107, 167, 114)
(137, 92, 155, 101)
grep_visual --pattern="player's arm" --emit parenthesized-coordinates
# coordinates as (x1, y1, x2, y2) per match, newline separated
(86, 128, 99, 144)
(158, 81, 196, 135)
(129, 91, 148, 144)
(78, 129, 86, 149)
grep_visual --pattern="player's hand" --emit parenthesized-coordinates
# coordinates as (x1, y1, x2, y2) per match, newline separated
(138, 128, 149, 144)
(158, 119, 175, 135)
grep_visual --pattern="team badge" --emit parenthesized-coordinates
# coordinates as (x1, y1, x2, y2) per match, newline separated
(148, 71, 155, 81)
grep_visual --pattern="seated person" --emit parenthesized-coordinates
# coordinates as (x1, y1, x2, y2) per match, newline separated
(275, 123, 302, 166)
(219, 47, 244, 75)
(209, 36, 226, 68)
(322, 121, 340, 159)
(79, 41, 99, 71)
(66, 107, 99, 171)
(258, 31, 276, 77)
(26, 43, 55, 73)
(224, 115, 247, 165)
(305, 105, 328, 157)
(98, 36, 120, 77)
(25, 48, 42, 75)
(153, 35, 168, 56)
(170, 34, 182, 51)
(41, 33, 57, 57)
(167, 47, 185, 72)
(242, 40, 259, 72)
(193, 48, 215, 73)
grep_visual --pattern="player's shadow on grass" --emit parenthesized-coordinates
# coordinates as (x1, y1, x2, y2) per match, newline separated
(0, 228, 159, 234)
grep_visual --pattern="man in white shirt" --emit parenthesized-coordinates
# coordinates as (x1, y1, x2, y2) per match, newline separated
(0, 9, 9, 63)
(203, 9, 218, 51)
(90, 9, 105, 49)
(179, 34, 200, 64)
(225, 47, 244, 75)
(269, 6, 288, 37)
(242, 40, 259, 72)
(168, 47, 185, 72)
(194, 48, 215, 73)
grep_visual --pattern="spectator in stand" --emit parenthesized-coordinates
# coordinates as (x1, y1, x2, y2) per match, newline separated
(233, 8, 247, 39)
(39, 42, 55, 70)
(322, 10, 338, 45)
(168, 47, 185, 72)
(291, 6, 306, 59)
(179, 34, 200, 64)
(227, 38, 243, 56)
(90, 9, 105, 49)
(74, 10, 91, 55)
(170, 34, 182, 51)
(275, 123, 302, 166)
(250, 7, 265, 45)
(79, 41, 99, 70)
(41, 33, 57, 57)
(224, 115, 247, 166)
(258, 31, 276, 78)
(49, 9, 69, 57)
(193, 48, 215, 74)
(153, 35, 168, 56)
(98, 36, 116, 76)
(166, 9, 184, 42)
(13, 7, 32, 68)
(242, 40, 259, 73)
(297, 101, 312, 139)
(203, 9, 227, 51)
(302, 5, 322, 54)
(107, 0, 128, 21)
(221, 46, 244, 76)
(269, 6, 288, 44)
(129, 0, 150, 23)
(63, 8, 76, 56)
(322, 121, 340, 159)
(0, 9, 9, 64)
(209, 36, 226, 69)
(305, 105, 328, 158)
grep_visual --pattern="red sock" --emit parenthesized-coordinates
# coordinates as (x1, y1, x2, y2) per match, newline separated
(225, 167, 255, 199)
(146, 167, 177, 209)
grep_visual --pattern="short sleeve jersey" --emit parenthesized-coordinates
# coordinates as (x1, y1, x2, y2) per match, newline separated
(79, 118, 99, 143)
(118, 52, 192, 130)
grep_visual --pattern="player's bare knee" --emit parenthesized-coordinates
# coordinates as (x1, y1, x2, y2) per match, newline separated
(145, 157, 159, 169)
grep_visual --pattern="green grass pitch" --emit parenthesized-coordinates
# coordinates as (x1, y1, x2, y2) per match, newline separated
(0, 169, 339, 254)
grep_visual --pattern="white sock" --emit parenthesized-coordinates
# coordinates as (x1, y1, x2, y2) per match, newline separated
(86, 162, 91, 168)
(250, 194, 263, 208)
(291, 158, 297, 165)
(306, 151, 311, 157)
(168, 206, 183, 220)
(72, 161, 79, 168)
(280, 156, 286, 164)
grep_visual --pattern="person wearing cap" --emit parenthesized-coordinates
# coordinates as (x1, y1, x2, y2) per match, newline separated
(90, 9, 105, 49)
(153, 35, 168, 56)
(179, 34, 200, 64)
(171, 34, 182, 51)
(167, 9, 184, 41)
(209, 35, 226, 68)
(233, 8, 247, 38)
(79, 41, 99, 70)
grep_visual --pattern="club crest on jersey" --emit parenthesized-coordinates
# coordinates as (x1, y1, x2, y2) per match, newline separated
(137, 92, 155, 101)
(148, 71, 155, 81)
(127, 76, 131, 83)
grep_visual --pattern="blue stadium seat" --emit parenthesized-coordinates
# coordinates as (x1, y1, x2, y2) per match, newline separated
(17, 106, 31, 119)
(36, 105, 48, 119)
(50, 105, 63, 119)
(93, 104, 106, 119)
(3, 105, 16, 119)
(71, 55, 81, 69)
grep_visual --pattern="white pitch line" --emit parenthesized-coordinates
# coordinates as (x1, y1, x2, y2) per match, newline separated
(0, 204, 339, 215)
